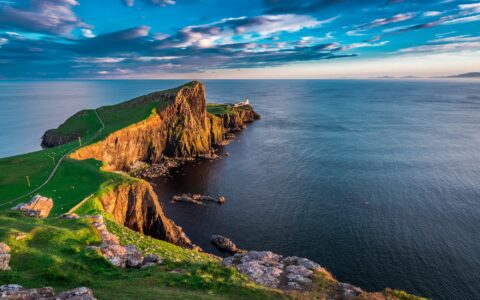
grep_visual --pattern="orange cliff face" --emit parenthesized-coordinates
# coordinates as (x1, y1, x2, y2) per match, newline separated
(65, 81, 259, 250)
(70, 81, 224, 171)
(98, 181, 198, 250)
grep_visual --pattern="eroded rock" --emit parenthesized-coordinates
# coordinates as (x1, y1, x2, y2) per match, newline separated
(12, 194, 53, 218)
(222, 250, 321, 291)
(211, 235, 239, 253)
(0, 285, 96, 299)
(0, 243, 11, 271)
(172, 194, 225, 205)
(88, 215, 163, 269)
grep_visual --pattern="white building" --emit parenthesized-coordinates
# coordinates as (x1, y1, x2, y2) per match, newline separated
(234, 99, 250, 107)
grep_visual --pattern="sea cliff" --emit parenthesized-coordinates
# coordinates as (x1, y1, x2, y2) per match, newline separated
(0, 81, 424, 299)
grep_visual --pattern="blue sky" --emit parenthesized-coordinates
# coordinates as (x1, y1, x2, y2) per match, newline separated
(0, 0, 479, 79)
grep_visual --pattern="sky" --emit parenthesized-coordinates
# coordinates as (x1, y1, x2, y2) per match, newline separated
(0, 0, 479, 79)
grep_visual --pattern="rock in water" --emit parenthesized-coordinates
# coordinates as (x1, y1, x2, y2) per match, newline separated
(12, 194, 53, 218)
(211, 235, 239, 253)
(0, 243, 11, 271)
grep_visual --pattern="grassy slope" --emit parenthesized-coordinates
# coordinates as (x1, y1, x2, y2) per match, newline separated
(0, 211, 282, 300)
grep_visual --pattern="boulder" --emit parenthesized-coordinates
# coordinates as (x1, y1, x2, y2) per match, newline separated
(87, 215, 162, 269)
(125, 244, 144, 268)
(211, 235, 238, 253)
(55, 287, 96, 299)
(0, 285, 96, 299)
(0, 243, 11, 271)
(143, 254, 162, 264)
(60, 213, 80, 219)
(222, 250, 319, 291)
(12, 194, 53, 218)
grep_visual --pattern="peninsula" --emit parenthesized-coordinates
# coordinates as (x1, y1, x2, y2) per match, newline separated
(0, 81, 423, 299)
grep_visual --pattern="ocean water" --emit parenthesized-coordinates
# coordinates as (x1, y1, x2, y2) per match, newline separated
(1, 79, 480, 299)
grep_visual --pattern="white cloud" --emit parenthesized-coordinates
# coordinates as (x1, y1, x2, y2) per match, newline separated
(399, 42, 480, 53)
(423, 11, 442, 17)
(81, 29, 95, 38)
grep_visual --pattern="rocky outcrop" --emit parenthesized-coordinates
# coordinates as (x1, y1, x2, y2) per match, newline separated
(172, 194, 225, 205)
(12, 194, 53, 218)
(211, 235, 239, 253)
(222, 251, 321, 291)
(41, 129, 80, 148)
(0, 243, 11, 271)
(96, 181, 199, 250)
(70, 81, 228, 171)
(88, 215, 163, 268)
(220, 105, 260, 131)
(0, 284, 96, 299)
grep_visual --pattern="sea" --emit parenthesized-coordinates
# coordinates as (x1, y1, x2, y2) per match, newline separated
(1, 79, 479, 299)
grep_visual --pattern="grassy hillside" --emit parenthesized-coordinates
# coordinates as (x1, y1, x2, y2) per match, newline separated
(0, 211, 283, 300)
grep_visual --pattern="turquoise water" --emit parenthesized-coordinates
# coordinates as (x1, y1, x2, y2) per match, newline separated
(1, 80, 480, 299)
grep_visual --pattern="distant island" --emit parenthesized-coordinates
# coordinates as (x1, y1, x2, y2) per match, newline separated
(0, 81, 424, 299)
(447, 72, 480, 78)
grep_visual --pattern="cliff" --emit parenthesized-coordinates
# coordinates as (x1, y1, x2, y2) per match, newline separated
(68, 81, 229, 171)
(42, 81, 260, 250)
(97, 180, 197, 249)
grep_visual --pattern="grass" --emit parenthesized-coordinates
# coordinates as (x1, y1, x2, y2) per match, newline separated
(206, 103, 233, 115)
(0, 155, 126, 215)
(0, 211, 283, 300)
(0, 143, 76, 202)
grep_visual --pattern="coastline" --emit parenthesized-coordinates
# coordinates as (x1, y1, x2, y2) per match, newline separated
(0, 81, 426, 299)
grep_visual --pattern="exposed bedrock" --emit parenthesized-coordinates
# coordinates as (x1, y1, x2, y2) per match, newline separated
(97, 181, 199, 250)
(70, 82, 225, 171)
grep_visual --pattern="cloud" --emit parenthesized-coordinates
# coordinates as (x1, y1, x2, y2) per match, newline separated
(423, 11, 442, 17)
(364, 13, 415, 28)
(158, 14, 333, 48)
(123, 0, 177, 7)
(81, 29, 95, 38)
(399, 41, 480, 54)
(0, 0, 90, 36)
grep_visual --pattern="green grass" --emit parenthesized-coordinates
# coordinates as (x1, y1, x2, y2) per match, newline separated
(206, 103, 232, 115)
(0, 143, 76, 202)
(0, 156, 126, 215)
(55, 110, 102, 137)
(0, 211, 283, 300)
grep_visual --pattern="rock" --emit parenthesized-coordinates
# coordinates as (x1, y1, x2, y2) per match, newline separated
(285, 265, 313, 278)
(60, 213, 80, 219)
(143, 254, 162, 265)
(12, 194, 53, 218)
(0, 285, 96, 299)
(172, 193, 225, 205)
(0, 243, 11, 271)
(125, 244, 144, 268)
(222, 250, 320, 291)
(336, 283, 364, 299)
(211, 235, 238, 253)
(0, 285, 54, 298)
(55, 287, 96, 299)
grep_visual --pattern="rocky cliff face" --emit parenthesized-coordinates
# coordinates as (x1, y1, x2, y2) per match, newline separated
(221, 106, 260, 130)
(69, 81, 225, 171)
(97, 181, 197, 250)
(41, 129, 80, 148)
(64, 81, 258, 250)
